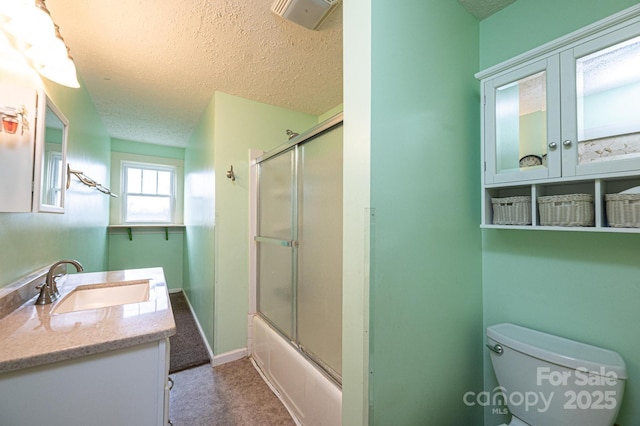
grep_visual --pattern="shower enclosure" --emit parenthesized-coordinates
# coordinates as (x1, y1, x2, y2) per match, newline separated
(253, 114, 343, 383)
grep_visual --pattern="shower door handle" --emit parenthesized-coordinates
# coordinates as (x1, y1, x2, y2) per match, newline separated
(254, 236, 296, 247)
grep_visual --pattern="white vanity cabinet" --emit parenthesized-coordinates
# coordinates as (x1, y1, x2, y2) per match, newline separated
(0, 339, 171, 426)
(478, 6, 640, 231)
(0, 267, 175, 425)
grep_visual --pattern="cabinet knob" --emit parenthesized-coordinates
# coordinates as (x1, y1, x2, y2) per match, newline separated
(563, 140, 572, 147)
(548, 142, 557, 149)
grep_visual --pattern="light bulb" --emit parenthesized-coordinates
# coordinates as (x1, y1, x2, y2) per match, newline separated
(25, 33, 66, 65)
(39, 55, 80, 88)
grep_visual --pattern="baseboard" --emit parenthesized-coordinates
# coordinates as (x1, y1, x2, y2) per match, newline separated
(171, 288, 214, 362)
(212, 348, 248, 367)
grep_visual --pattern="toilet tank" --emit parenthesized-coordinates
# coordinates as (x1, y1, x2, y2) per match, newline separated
(487, 323, 626, 426)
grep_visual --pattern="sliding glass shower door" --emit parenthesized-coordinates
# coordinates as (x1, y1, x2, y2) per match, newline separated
(256, 149, 296, 338)
(255, 118, 343, 381)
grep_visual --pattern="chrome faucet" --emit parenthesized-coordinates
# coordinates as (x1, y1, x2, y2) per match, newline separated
(35, 259, 84, 305)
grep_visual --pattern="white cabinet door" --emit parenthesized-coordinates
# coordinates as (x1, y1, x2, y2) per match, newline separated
(0, 84, 38, 212)
(484, 57, 561, 184)
(561, 21, 640, 177)
(0, 341, 168, 426)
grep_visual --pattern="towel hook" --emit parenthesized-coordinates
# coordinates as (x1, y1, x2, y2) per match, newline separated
(226, 165, 236, 182)
(66, 164, 118, 197)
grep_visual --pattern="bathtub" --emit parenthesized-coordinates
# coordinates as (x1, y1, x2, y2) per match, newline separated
(250, 314, 342, 425)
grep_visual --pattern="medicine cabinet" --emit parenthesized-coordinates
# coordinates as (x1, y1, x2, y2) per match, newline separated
(0, 87, 68, 213)
(477, 5, 640, 232)
(0, 84, 38, 212)
(33, 93, 68, 213)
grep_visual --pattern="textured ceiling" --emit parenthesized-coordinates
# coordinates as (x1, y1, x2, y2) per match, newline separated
(45, 0, 343, 147)
(43, 0, 513, 148)
(458, 0, 516, 20)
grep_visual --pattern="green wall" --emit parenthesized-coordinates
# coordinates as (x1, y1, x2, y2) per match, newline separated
(183, 95, 217, 347)
(111, 137, 185, 160)
(183, 91, 317, 353)
(211, 92, 317, 354)
(108, 229, 184, 290)
(107, 144, 185, 289)
(367, 1, 483, 424)
(318, 103, 343, 122)
(0, 70, 111, 288)
(480, 0, 640, 70)
(480, 1, 640, 424)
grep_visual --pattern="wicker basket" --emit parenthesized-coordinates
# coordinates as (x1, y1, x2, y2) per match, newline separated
(538, 194, 594, 226)
(491, 196, 531, 225)
(605, 193, 640, 228)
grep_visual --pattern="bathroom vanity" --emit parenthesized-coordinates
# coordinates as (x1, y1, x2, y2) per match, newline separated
(0, 267, 175, 426)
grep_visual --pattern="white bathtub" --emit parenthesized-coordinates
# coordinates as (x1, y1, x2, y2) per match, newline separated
(250, 314, 342, 425)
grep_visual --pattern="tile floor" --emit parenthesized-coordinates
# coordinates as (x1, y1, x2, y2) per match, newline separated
(169, 358, 295, 426)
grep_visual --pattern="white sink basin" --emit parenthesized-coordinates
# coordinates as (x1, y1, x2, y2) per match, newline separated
(52, 279, 150, 314)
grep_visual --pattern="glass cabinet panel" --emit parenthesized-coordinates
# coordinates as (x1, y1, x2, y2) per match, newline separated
(484, 57, 560, 184)
(495, 71, 548, 173)
(576, 34, 640, 165)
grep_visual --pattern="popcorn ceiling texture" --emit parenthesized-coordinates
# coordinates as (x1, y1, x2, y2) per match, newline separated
(458, 0, 516, 20)
(44, 0, 509, 147)
(45, 0, 344, 147)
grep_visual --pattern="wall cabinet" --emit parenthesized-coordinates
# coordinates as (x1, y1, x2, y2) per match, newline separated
(0, 87, 68, 213)
(478, 6, 640, 231)
(0, 84, 38, 212)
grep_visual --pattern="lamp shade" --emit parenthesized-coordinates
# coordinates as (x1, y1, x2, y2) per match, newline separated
(0, 0, 80, 88)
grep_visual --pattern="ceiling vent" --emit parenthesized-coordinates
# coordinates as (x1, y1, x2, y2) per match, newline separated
(271, 0, 340, 30)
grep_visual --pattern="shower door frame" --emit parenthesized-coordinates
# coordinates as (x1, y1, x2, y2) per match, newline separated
(249, 113, 343, 385)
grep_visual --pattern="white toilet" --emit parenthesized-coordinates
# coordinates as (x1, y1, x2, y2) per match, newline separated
(487, 323, 626, 426)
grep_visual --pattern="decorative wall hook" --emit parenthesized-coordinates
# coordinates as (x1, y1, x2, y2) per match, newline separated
(226, 165, 236, 182)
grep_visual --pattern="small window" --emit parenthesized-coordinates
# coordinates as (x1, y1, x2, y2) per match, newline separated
(122, 162, 175, 223)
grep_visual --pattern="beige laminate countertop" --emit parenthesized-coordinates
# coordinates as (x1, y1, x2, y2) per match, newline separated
(0, 267, 175, 374)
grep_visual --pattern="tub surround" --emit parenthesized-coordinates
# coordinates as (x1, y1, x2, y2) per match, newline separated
(251, 315, 342, 425)
(0, 267, 175, 374)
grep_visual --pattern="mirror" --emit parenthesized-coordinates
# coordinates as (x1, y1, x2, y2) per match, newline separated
(33, 93, 68, 213)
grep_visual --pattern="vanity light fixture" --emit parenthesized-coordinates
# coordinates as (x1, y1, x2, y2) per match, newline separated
(0, 0, 79, 88)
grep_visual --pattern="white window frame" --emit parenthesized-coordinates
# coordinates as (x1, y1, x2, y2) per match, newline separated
(121, 161, 177, 224)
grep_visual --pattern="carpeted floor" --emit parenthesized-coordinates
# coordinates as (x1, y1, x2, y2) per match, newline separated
(169, 291, 211, 374)
(169, 358, 295, 426)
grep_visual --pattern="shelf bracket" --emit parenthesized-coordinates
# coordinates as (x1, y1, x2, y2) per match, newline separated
(127, 227, 132, 241)
(165, 227, 169, 241)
